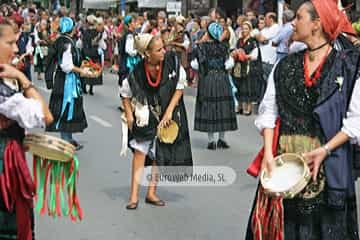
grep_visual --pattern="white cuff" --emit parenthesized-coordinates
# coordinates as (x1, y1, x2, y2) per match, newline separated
(225, 56, 235, 70)
(176, 67, 187, 89)
(119, 78, 133, 98)
(191, 59, 199, 70)
(0, 93, 45, 129)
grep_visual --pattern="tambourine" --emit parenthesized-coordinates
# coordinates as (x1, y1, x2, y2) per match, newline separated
(157, 120, 179, 144)
(260, 153, 311, 199)
(24, 133, 83, 221)
(23, 133, 75, 162)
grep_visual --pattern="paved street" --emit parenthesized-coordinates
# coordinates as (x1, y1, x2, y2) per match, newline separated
(30, 70, 360, 239)
(32, 70, 264, 240)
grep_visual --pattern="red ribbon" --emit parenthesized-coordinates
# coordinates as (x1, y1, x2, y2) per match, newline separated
(252, 187, 284, 240)
(0, 140, 35, 240)
(247, 118, 281, 177)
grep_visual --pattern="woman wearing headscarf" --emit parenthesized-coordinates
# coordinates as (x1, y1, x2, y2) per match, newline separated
(231, 21, 262, 115)
(33, 19, 49, 80)
(118, 14, 141, 87)
(120, 33, 193, 210)
(117, 14, 141, 111)
(0, 19, 53, 240)
(81, 15, 104, 95)
(246, 1, 360, 239)
(46, 17, 90, 151)
(168, 16, 191, 85)
(191, 22, 237, 150)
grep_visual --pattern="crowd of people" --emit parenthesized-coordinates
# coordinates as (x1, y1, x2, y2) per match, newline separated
(1, 0, 360, 239)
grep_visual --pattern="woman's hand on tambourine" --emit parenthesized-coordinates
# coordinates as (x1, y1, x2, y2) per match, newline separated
(261, 151, 274, 176)
(303, 147, 327, 181)
(158, 111, 173, 129)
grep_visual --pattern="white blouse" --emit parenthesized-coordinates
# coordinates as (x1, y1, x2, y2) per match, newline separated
(120, 66, 187, 98)
(0, 93, 45, 129)
(182, 35, 191, 50)
(255, 67, 360, 144)
(125, 34, 138, 57)
(60, 44, 74, 73)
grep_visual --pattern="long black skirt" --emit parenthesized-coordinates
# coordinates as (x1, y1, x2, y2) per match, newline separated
(46, 70, 88, 133)
(194, 70, 237, 133)
(82, 74, 103, 86)
(234, 73, 263, 103)
(245, 189, 359, 240)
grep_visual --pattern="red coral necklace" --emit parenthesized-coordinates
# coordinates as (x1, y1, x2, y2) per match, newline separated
(144, 61, 163, 88)
(303, 46, 331, 88)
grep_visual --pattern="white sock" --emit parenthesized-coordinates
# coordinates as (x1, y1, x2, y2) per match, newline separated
(208, 132, 215, 143)
(219, 132, 225, 141)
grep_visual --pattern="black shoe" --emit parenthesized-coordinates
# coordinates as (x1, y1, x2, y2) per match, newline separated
(83, 89, 88, 94)
(126, 201, 139, 210)
(244, 110, 252, 116)
(217, 139, 230, 149)
(145, 198, 165, 207)
(236, 109, 243, 115)
(89, 91, 94, 95)
(118, 106, 124, 112)
(207, 142, 217, 150)
(70, 140, 83, 151)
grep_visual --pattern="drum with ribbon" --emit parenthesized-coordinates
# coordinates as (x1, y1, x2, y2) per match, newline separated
(260, 153, 311, 199)
(157, 120, 179, 144)
(23, 133, 83, 221)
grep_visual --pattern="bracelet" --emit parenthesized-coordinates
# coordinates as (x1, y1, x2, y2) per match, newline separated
(22, 83, 36, 92)
(322, 144, 331, 156)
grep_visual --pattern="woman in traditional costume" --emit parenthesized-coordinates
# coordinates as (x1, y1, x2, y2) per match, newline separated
(191, 22, 237, 150)
(117, 15, 141, 111)
(118, 14, 141, 86)
(246, 1, 360, 239)
(46, 17, 89, 151)
(81, 15, 104, 95)
(120, 34, 193, 210)
(167, 16, 191, 84)
(0, 20, 53, 240)
(232, 21, 262, 115)
(33, 19, 49, 81)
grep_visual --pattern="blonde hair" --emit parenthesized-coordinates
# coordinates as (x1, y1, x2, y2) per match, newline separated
(242, 21, 253, 31)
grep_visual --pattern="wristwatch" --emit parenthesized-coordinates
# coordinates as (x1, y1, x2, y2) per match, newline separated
(322, 144, 331, 156)
(22, 83, 36, 91)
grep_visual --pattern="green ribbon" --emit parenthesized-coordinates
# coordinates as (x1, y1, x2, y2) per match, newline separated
(33, 155, 81, 221)
(35, 158, 46, 213)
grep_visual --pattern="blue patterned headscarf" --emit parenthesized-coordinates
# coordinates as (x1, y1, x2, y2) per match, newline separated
(59, 17, 74, 34)
(124, 15, 133, 26)
(207, 22, 223, 41)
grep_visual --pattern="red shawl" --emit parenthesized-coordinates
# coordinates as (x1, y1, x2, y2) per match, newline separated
(0, 140, 35, 240)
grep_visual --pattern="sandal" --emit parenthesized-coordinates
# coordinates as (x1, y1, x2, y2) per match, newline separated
(126, 201, 139, 210)
(145, 198, 165, 207)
